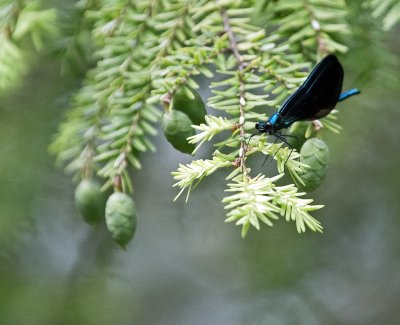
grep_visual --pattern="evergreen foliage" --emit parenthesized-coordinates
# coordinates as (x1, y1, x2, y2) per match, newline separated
(49, 0, 358, 237)
(0, 0, 57, 92)
(1, 0, 397, 238)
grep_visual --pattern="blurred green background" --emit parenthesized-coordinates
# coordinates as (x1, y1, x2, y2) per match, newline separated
(0, 4, 399, 325)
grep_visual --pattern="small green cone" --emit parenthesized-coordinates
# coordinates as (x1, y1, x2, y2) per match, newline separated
(298, 138, 330, 192)
(105, 192, 137, 249)
(161, 110, 196, 154)
(74, 179, 106, 225)
(288, 122, 310, 151)
(171, 86, 207, 125)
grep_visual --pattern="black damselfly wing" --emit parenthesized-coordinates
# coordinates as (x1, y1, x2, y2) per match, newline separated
(279, 55, 344, 127)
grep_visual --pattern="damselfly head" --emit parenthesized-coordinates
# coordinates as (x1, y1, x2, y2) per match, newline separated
(255, 121, 273, 134)
(255, 121, 265, 132)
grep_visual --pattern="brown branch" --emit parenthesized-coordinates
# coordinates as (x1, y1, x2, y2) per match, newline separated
(218, 3, 248, 176)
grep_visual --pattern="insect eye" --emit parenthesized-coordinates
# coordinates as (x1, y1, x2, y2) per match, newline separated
(255, 122, 260, 130)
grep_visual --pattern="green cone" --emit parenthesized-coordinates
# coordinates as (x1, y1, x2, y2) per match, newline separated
(171, 86, 206, 125)
(161, 110, 196, 154)
(105, 192, 137, 249)
(74, 179, 106, 225)
(288, 122, 310, 151)
(298, 138, 330, 192)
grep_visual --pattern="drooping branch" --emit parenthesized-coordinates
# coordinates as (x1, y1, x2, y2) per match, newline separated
(51, 0, 359, 237)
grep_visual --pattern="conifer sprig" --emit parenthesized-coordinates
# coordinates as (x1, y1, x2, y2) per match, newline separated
(50, 0, 361, 236)
(223, 174, 323, 237)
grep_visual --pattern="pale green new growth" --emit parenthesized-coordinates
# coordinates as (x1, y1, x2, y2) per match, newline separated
(172, 151, 233, 201)
(188, 115, 234, 153)
(223, 174, 323, 237)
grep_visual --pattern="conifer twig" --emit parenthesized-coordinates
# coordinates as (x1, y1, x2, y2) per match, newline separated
(219, 2, 248, 177)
